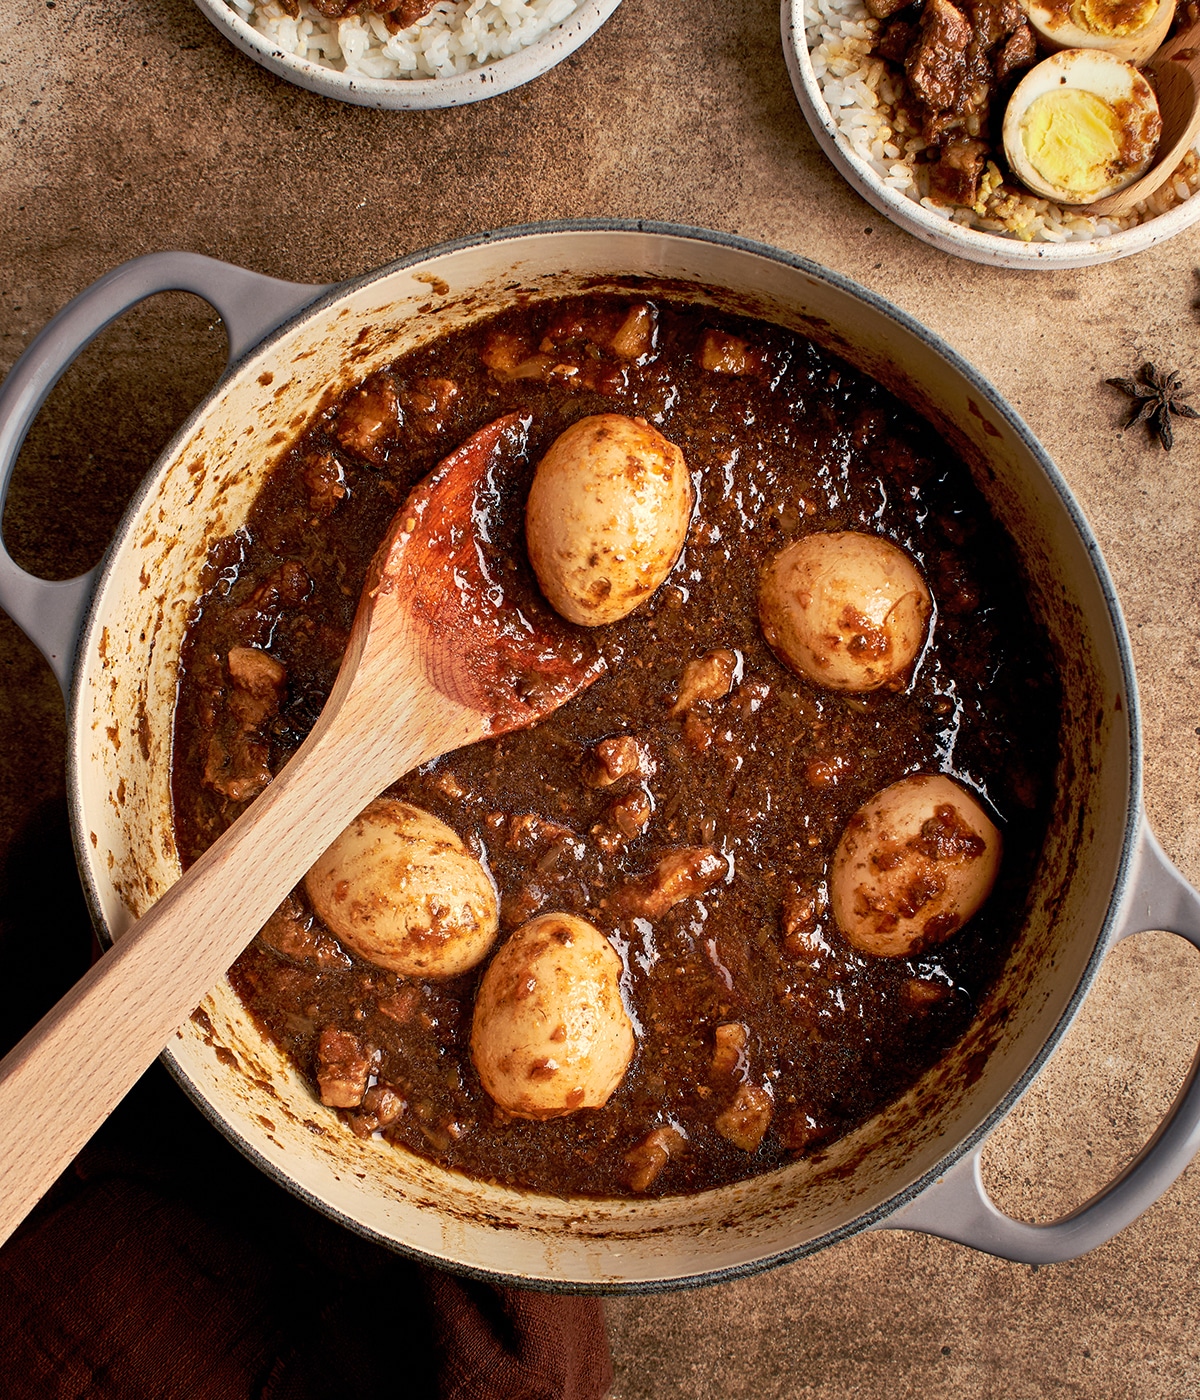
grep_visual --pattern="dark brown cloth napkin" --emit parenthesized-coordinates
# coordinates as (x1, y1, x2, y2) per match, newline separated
(0, 1062, 611, 1400)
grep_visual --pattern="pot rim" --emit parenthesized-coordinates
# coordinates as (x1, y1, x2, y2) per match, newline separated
(65, 220, 1145, 1292)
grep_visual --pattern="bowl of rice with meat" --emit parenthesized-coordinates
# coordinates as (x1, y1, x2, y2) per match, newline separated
(782, 0, 1200, 267)
(194, 0, 623, 108)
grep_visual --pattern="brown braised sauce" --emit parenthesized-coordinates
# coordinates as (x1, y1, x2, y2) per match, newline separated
(171, 294, 1060, 1198)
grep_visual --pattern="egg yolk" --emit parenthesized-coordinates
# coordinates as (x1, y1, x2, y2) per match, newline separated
(1071, 0, 1157, 37)
(1020, 89, 1122, 196)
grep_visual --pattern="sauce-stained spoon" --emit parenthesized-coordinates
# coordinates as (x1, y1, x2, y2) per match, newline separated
(0, 413, 604, 1248)
(1088, 19, 1200, 216)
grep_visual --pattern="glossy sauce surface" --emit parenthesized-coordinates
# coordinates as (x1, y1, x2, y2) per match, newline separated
(172, 295, 1059, 1197)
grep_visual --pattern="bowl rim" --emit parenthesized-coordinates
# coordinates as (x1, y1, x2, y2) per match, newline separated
(66, 219, 1144, 1290)
(191, 0, 624, 109)
(781, 0, 1200, 269)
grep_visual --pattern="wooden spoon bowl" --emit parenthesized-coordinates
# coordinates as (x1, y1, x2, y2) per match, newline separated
(1088, 19, 1200, 217)
(0, 413, 604, 1247)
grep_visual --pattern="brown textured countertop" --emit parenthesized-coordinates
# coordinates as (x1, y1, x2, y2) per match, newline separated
(3, 0, 1200, 1394)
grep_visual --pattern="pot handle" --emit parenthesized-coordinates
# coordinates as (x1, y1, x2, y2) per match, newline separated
(877, 819, 1200, 1263)
(0, 252, 332, 696)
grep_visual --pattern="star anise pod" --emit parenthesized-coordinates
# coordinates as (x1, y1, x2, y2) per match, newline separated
(1106, 362, 1200, 451)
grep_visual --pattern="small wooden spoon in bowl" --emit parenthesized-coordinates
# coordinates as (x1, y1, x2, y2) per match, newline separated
(1088, 19, 1200, 217)
(0, 413, 605, 1247)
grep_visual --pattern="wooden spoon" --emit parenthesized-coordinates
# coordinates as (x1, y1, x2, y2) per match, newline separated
(1088, 20, 1200, 217)
(0, 412, 605, 1248)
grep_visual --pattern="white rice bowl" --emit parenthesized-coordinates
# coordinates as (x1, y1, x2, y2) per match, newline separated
(225, 0, 579, 79)
(195, 0, 622, 107)
(783, 0, 1200, 265)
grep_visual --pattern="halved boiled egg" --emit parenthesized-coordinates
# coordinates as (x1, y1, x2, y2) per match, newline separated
(1020, 0, 1174, 66)
(1002, 50, 1162, 204)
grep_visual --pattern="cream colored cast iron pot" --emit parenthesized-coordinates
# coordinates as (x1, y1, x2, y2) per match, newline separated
(2, 223, 1200, 1291)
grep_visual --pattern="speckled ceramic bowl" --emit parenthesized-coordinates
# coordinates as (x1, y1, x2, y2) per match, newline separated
(2, 223, 1200, 1289)
(192, 0, 623, 109)
(782, 0, 1200, 269)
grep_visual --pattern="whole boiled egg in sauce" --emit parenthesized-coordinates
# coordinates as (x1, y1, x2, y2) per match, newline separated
(305, 799, 499, 978)
(831, 775, 1002, 959)
(525, 413, 693, 627)
(1002, 49, 1162, 203)
(1020, 0, 1174, 64)
(471, 913, 635, 1120)
(757, 531, 932, 692)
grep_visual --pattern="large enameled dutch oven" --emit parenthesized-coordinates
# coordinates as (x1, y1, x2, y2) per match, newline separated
(2, 222, 1200, 1290)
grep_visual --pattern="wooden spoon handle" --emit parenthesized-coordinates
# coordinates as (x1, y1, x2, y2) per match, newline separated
(0, 674, 478, 1249)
